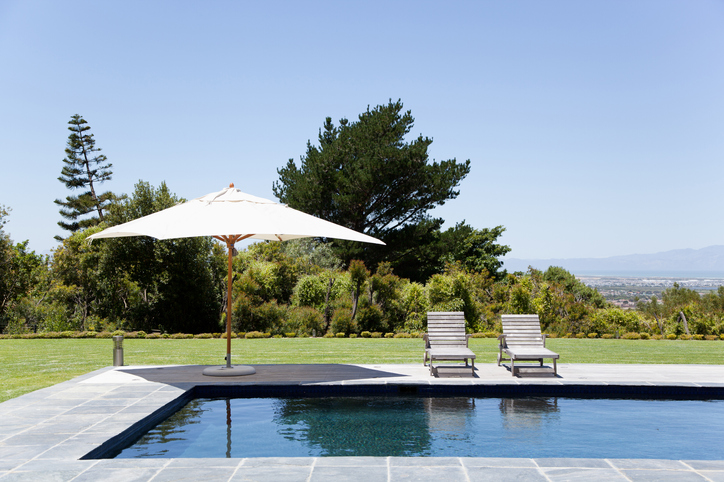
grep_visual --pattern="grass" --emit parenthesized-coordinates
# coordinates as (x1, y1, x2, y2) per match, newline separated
(1, 337, 723, 403)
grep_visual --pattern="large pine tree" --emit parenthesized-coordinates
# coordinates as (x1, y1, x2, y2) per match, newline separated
(273, 100, 472, 277)
(54, 115, 115, 240)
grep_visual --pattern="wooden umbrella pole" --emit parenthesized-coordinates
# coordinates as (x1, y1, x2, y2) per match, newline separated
(225, 238, 234, 368)
(213, 234, 253, 369)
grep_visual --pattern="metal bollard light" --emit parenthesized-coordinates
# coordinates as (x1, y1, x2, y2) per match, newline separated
(113, 335, 124, 366)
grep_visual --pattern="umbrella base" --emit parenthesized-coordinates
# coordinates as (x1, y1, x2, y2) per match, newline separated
(202, 365, 256, 377)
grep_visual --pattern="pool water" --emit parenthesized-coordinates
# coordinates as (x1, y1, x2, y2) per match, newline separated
(115, 396, 724, 459)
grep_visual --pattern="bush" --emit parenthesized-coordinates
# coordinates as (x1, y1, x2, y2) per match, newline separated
(639, 332, 650, 340)
(285, 306, 324, 336)
(245, 331, 271, 339)
(705, 334, 718, 341)
(221, 332, 237, 339)
(146, 333, 161, 339)
(371, 332, 382, 338)
(285, 332, 297, 338)
(323, 332, 334, 338)
(360, 331, 372, 338)
(170, 333, 193, 339)
(349, 333, 358, 338)
(575, 333, 586, 339)
(212, 333, 221, 338)
(601, 334, 614, 339)
(394, 333, 412, 338)
(384, 332, 394, 338)
(335, 332, 346, 338)
(136, 331, 147, 339)
(693, 334, 705, 340)
(587, 333, 598, 338)
(273, 334, 283, 338)
(652, 334, 663, 340)
(194, 333, 213, 339)
(679, 334, 692, 340)
(622, 332, 641, 340)
(331, 309, 354, 335)
(471, 333, 485, 338)
(96, 331, 113, 338)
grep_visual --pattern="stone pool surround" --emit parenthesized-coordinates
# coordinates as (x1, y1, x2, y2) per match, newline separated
(1, 363, 724, 481)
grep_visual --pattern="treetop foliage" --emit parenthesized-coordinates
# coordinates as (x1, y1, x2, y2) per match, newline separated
(55, 114, 115, 239)
(273, 100, 472, 274)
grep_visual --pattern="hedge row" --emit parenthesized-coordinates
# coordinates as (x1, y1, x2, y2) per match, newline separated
(1, 330, 723, 341)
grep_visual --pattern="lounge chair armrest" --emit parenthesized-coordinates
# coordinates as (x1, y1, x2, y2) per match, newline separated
(497, 334, 507, 348)
(465, 333, 472, 347)
(423, 333, 430, 348)
(542, 333, 548, 347)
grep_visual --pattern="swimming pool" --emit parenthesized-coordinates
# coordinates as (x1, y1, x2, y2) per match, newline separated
(113, 396, 724, 459)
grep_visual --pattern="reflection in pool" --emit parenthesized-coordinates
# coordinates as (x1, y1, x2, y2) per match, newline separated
(115, 396, 724, 459)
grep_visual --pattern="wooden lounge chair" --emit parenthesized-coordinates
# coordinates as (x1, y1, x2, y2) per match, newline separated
(498, 314, 559, 376)
(424, 312, 475, 376)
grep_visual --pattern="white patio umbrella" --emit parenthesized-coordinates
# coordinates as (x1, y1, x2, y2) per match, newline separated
(88, 183, 384, 376)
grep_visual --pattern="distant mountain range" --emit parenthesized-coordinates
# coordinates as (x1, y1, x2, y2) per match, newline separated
(502, 245, 724, 276)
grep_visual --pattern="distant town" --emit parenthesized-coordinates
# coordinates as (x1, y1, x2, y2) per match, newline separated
(578, 276, 724, 309)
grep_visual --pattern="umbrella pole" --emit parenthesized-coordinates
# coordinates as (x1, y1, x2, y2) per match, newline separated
(203, 234, 255, 376)
(225, 238, 233, 368)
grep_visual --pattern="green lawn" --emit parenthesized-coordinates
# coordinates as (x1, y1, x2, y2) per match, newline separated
(1, 338, 723, 403)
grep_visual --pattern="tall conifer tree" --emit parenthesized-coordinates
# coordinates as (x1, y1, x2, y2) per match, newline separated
(54, 114, 114, 240)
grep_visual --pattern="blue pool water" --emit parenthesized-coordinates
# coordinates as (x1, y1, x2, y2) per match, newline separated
(115, 396, 724, 459)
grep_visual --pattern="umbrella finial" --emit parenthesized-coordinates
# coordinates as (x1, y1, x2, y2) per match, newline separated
(229, 183, 234, 188)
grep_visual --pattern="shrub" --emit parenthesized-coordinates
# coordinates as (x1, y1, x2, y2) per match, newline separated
(331, 309, 354, 335)
(587, 333, 598, 338)
(371, 332, 382, 338)
(285, 306, 324, 336)
(652, 334, 663, 340)
(639, 332, 650, 340)
(170, 333, 193, 339)
(601, 334, 614, 339)
(323, 332, 334, 338)
(693, 334, 705, 340)
(360, 331, 372, 338)
(96, 331, 113, 338)
(221, 332, 237, 339)
(285, 332, 297, 338)
(471, 333, 486, 338)
(194, 333, 213, 339)
(679, 334, 692, 340)
(212, 333, 221, 338)
(273, 334, 283, 338)
(146, 333, 161, 339)
(136, 331, 147, 339)
(394, 333, 412, 338)
(705, 335, 718, 341)
(622, 332, 641, 340)
(335, 332, 346, 338)
(349, 333, 358, 338)
(575, 333, 586, 339)
(237, 332, 246, 338)
(666, 333, 677, 340)
(245, 331, 271, 339)
(384, 332, 394, 338)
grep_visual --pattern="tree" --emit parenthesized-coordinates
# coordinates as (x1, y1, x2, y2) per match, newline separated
(274, 100, 471, 275)
(54, 114, 115, 239)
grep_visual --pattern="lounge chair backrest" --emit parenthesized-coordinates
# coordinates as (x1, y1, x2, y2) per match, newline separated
(501, 314, 545, 347)
(426, 312, 468, 348)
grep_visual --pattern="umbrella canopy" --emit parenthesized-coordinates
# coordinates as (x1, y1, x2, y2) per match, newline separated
(88, 184, 384, 376)
(88, 185, 383, 244)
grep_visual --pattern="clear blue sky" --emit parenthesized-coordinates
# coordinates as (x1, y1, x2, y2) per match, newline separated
(1, 0, 722, 261)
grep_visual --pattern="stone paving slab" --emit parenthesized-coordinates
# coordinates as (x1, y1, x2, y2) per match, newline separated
(0, 363, 723, 481)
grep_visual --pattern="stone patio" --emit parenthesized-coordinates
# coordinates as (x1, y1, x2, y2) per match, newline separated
(1, 363, 723, 481)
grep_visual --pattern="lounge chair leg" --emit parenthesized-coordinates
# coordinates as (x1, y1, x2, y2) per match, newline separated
(553, 358, 557, 376)
(511, 359, 515, 377)
(471, 359, 475, 375)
